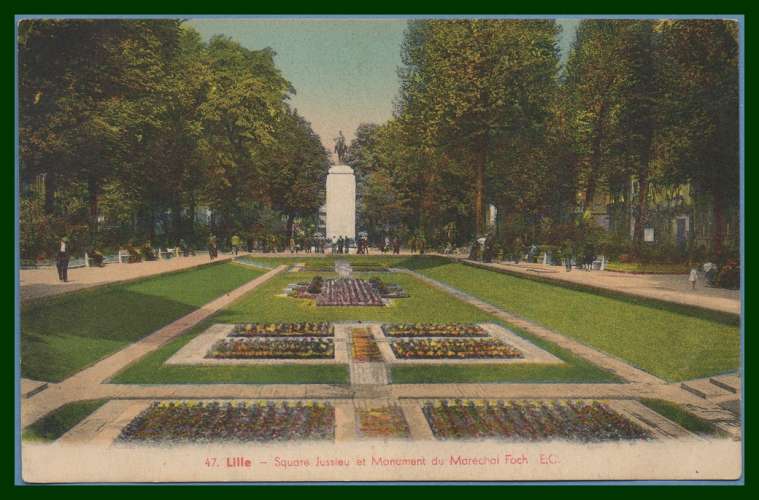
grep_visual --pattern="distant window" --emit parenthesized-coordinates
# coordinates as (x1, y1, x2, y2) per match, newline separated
(644, 228, 655, 242)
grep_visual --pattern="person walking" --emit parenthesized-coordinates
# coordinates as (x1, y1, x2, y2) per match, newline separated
(689, 266, 698, 289)
(230, 234, 241, 256)
(208, 234, 218, 260)
(393, 237, 401, 255)
(337, 236, 344, 254)
(562, 240, 573, 272)
(178, 238, 188, 257)
(56, 236, 70, 282)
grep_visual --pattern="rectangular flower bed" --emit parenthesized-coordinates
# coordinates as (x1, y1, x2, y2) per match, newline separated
(422, 400, 653, 441)
(381, 323, 488, 337)
(390, 338, 522, 359)
(357, 405, 411, 439)
(351, 328, 384, 362)
(315, 278, 384, 306)
(206, 338, 334, 359)
(230, 322, 333, 337)
(117, 401, 335, 443)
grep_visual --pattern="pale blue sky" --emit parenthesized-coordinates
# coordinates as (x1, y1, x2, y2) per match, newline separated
(188, 18, 579, 149)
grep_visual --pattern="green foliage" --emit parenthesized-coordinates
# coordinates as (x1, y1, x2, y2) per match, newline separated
(18, 20, 329, 258)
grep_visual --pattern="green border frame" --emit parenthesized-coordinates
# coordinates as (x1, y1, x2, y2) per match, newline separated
(5, 0, 752, 494)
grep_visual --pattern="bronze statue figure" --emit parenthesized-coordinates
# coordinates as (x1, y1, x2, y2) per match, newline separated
(334, 130, 347, 163)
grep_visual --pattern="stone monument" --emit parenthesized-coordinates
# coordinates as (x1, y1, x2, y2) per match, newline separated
(325, 163, 356, 241)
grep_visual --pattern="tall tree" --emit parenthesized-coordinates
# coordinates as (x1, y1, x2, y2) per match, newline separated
(656, 20, 739, 255)
(19, 19, 182, 243)
(397, 19, 560, 236)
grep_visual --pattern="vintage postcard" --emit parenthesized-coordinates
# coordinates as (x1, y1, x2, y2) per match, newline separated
(16, 15, 743, 484)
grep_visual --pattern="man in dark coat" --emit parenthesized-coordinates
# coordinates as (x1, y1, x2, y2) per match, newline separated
(56, 236, 70, 282)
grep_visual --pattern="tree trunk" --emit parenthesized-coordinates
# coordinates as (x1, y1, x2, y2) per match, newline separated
(712, 187, 725, 258)
(286, 213, 295, 242)
(633, 174, 648, 246)
(474, 143, 487, 236)
(188, 193, 196, 242)
(172, 199, 182, 245)
(587, 100, 607, 209)
(87, 174, 98, 245)
(44, 172, 56, 215)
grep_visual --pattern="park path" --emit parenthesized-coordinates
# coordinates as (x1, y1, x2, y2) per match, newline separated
(454, 258, 740, 316)
(21, 265, 287, 427)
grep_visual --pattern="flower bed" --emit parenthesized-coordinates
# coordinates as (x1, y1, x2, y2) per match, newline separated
(230, 322, 332, 337)
(357, 405, 411, 439)
(117, 401, 335, 443)
(351, 328, 384, 362)
(207, 338, 334, 359)
(422, 400, 653, 441)
(315, 278, 384, 306)
(381, 323, 488, 337)
(391, 338, 522, 359)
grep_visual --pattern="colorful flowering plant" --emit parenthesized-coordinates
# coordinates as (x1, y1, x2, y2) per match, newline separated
(207, 338, 334, 359)
(117, 400, 335, 443)
(351, 328, 384, 362)
(230, 322, 333, 337)
(315, 278, 384, 306)
(422, 399, 653, 441)
(390, 338, 522, 359)
(381, 323, 488, 337)
(357, 405, 411, 439)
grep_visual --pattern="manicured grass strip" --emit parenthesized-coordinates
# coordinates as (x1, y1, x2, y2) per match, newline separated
(605, 262, 690, 274)
(459, 258, 738, 324)
(22, 262, 264, 382)
(22, 399, 108, 442)
(404, 259, 739, 382)
(113, 271, 617, 384)
(639, 399, 727, 437)
(109, 318, 349, 384)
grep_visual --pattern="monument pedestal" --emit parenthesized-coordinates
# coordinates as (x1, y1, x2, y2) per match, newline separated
(325, 164, 356, 241)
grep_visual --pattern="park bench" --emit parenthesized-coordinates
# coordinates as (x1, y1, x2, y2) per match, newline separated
(158, 247, 180, 259)
(117, 249, 130, 264)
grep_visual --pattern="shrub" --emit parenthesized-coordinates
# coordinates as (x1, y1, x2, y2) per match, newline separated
(307, 275, 323, 294)
(715, 259, 740, 289)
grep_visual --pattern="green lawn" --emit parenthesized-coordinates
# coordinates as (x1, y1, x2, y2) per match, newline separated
(402, 258, 739, 381)
(22, 262, 263, 382)
(23, 399, 109, 442)
(112, 271, 618, 384)
(605, 262, 690, 274)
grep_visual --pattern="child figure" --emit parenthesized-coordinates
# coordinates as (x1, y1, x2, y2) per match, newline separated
(689, 267, 698, 289)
